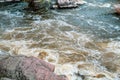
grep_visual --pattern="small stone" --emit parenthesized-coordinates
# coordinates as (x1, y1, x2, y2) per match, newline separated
(38, 51, 48, 59)
(94, 74, 105, 78)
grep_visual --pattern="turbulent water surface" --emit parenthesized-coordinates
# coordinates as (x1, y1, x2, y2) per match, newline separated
(0, 0, 120, 80)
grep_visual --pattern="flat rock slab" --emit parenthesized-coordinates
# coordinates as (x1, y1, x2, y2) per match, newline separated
(0, 55, 68, 80)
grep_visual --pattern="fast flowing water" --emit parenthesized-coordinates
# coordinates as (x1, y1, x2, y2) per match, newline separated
(0, 0, 120, 80)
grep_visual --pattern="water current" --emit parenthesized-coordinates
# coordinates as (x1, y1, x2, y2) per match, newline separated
(0, 0, 120, 80)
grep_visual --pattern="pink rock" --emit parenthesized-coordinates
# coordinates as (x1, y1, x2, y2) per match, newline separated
(0, 55, 68, 80)
(114, 4, 120, 14)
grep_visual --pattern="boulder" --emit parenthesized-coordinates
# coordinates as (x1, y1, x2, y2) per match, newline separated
(114, 4, 120, 14)
(51, 0, 86, 9)
(25, 0, 50, 11)
(57, 0, 78, 9)
(0, 55, 68, 80)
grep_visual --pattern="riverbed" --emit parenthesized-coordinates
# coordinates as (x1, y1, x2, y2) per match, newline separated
(0, 0, 120, 80)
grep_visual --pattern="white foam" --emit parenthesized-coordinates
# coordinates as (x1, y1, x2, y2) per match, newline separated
(88, 3, 111, 8)
(107, 41, 120, 54)
(0, 19, 119, 80)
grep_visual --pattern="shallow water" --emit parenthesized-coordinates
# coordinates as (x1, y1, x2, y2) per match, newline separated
(0, 0, 120, 80)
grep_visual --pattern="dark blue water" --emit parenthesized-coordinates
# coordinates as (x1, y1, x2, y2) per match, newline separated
(1, 0, 120, 41)
(52, 0, 120, 41)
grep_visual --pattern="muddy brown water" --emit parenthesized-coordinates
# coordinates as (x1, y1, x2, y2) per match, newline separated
(0, 0, 120, 80)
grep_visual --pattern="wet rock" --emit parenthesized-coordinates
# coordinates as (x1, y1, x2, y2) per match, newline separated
(57, 0, 78, 9)
(38, 51, 48, 59)
(25, 0, 50, 11)
(94, 74, 105, 78)
(0, 55, 68, 80)
(114, 4, 120, 14)
(51, 0, 86, 9)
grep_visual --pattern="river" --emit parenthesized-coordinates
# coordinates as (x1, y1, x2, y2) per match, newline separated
(0, 0, 120, 80)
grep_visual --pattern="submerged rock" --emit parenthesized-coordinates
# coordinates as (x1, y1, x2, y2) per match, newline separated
(0, 55, 68, 80)
(100, 52, 120, 72)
